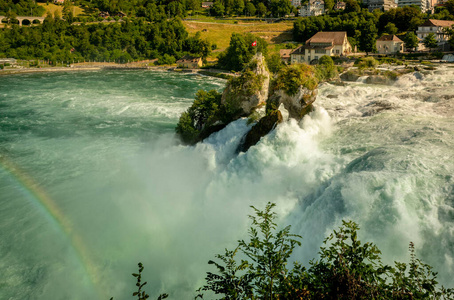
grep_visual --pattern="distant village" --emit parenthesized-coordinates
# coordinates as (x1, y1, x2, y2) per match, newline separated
(278, 19, 454, 67)
(291, 0, 444, 17)
(1, 0, 454, 70)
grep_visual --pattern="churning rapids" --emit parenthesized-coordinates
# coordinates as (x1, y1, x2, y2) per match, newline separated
(0, 66, 453, 299)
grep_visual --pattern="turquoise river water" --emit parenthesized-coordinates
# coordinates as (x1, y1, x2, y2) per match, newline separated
(0, 67, 453, 299)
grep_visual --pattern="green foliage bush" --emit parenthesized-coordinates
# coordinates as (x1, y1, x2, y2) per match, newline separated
(175, 89, 222, 144)
(266, 53, 284, 74)
(200, 203, 454, 300)
(315, 55, 338, 81)
(273, 64, 318, 96)
(202, 203, 302, 299)
(354, 57, 379, 69)
(378, 57, 404, 65)
(157, 54, 176, 65)
(228, 68, 265, 97)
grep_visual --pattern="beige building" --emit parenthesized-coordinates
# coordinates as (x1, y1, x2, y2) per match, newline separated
(290, 32, 352, 64)
(376, 35, 404, 54)
(279, 49, 292, 64)
(367, 0, 397, 11)
(299, 0, 325, 17)
(176, 55, 203, 68)
(417, 19, 454, 50)
(398, 0, 428, 12)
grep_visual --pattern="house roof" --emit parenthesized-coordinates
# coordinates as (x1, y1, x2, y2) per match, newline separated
(290, 46, 305, 55)
(176, 55, 201, 63)
(306, 31, 347, 45)
(377, 34, 403, 42)
(280, 49, 293, 58)
(421, 19, 454, 28)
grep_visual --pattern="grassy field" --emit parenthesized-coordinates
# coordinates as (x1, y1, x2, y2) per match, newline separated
(183, 20, 295, 53)
(37, 3, 85, 17)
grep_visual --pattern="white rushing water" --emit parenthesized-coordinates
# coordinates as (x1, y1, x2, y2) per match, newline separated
(0, 66, 453, 299)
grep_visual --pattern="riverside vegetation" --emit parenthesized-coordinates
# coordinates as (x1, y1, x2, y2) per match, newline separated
(3, 0, 454, 66)
(121, 203, 454, 300)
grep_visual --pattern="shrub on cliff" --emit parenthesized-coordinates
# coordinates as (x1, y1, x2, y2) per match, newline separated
(272, 64, 319, 96)
(175, 90, 222, 144)
(227, 60, 266, 97)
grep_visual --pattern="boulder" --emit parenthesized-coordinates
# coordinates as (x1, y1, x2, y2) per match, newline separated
(268, 86, 317, 120)
(237, 110, 283, 153)
(365, 75, 394, 85)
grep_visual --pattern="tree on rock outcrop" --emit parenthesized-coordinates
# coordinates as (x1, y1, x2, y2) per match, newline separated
(176, 54, 270, 145)
(175, 90, 222, 144)
(268, 63, 318, 120)
(221, 54, 270, 119)
(217, 33, 268, 71)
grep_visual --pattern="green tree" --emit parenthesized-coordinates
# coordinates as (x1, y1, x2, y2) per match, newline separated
(256, 2, 267, 16)
(445, 26, 454, 49)
(175, 89, 222, 144)
(324, 0, 335, 13)
(359, 20, 377, 55)
(187, 0, 201, 14)
(201, 203, 454, 300)
(266, 53, 283, 74)
(218, 33, 267, 71)
(446, 0, 454, 15)
(315, 55, 337, 81)
(270, 0, 292, 17)
(423, 33, 438, 51)
(131, 263, 168, 300)
(4, 10, 17, 26)
(62, 0, 74, 23)
(211, 0, 225, 16)
(404, 31, 419, 52)
(344, 0, 361, 13)
(384, 22, 398, 35)
(233, 0, 245, 15)
(203, 203, 302, 300)
(245, 2, 256, 16)
(308, 220, 390, 299)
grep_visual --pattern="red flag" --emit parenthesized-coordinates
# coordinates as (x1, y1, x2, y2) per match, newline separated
(252, 41, 257, 47)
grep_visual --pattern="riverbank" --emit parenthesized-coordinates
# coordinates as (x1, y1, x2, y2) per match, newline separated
(0, 63, 235, 79)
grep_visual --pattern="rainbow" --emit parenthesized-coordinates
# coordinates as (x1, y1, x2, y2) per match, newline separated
(0, 155, 104, 298)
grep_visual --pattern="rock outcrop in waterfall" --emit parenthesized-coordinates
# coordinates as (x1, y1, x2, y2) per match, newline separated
(221, 53, 270, 118)
(176, 53, 320, 151)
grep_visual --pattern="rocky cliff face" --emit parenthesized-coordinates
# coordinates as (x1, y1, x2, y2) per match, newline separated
(235, 61, 319, 152)
(267, 86, 317, 120)
(176, 54, 320, 152)
(221, 53, 270, 117)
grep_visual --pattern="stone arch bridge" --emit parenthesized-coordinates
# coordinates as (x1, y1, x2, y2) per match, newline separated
(0, 15, 45, 26)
